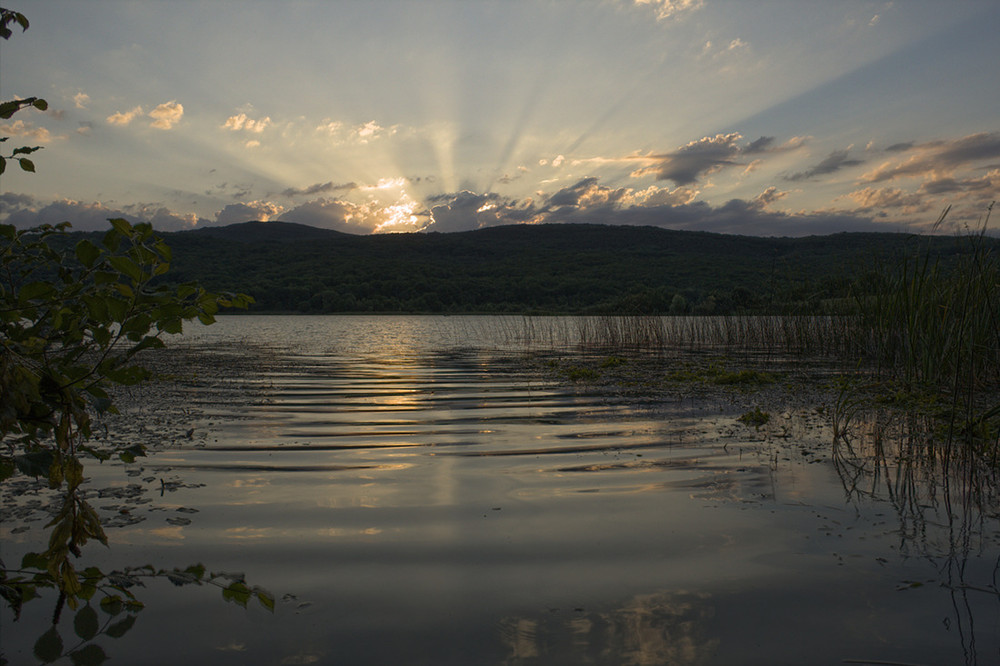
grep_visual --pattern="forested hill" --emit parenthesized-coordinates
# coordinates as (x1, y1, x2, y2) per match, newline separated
(138, 221, 993, 314)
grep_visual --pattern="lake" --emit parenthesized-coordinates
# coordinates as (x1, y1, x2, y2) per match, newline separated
(2, 315, 998, 665)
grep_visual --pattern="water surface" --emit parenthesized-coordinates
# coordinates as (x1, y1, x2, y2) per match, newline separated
(2, 315, 998, 665)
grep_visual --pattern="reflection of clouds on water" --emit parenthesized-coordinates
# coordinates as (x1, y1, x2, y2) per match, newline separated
(500, 590, 718, 665)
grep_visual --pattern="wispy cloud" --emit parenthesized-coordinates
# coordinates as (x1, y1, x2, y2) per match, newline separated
(862, 132, 1000, 183)
(107, 105, 144, 126)
(0, 119, 56, 142)
(785, 147, 865, 181)
(108, 101, 184, 129)
(73, 92, 90, 109)
(634, 0, 704, 21)
(280, 181, 359, 198)
(223, 112, 272, 133)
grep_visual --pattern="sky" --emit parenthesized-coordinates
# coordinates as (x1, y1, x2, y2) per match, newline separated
(1, 0, 998, 237)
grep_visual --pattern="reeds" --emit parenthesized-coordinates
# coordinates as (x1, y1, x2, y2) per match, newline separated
(853, 206, 1000, 389)
(848, 206, 1000, 455)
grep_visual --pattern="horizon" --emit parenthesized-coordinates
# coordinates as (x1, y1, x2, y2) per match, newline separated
(2, 1, 998, 238)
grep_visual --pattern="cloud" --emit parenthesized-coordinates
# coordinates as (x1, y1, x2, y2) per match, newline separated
(315, 119, 343, 135)
(919, 169, 999, 196)
(426, 191, 535, 232)
(631, 133, 744, 185)
(107, 101, 182, 130)
(214, 200, 285, 226)
(314, 118, 395, 144)
(281, 196, 424, 234)
(0, 192, 36, 212)
(107, 106, 144, 126)
(280, 181, 359, 197)
(0, 119, 56, 142)
(633, 0, 703, 21)
(148, 101, 184, 130)
(419, 178, 876, 237)
(846, 187, 929, 214)
(863, 132, 1000, 183)
(750, 186, 787, 209)
(0, 197, 204, 232)
(785, 148, 865, 181)
(223, 112, 272, 133)
(73, 92, 90, 109)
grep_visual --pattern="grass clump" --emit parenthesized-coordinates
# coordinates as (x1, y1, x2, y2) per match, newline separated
(565, 366, 600, 382)
(738, 407, 771, 429)
(711, 369, 777, 387)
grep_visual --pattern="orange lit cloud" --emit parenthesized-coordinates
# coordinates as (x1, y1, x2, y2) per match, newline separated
(223, 112, 272, 133)
(148, 100, 184, 130)
(0, 119, 56, 142)
(107, 105, 144, 126)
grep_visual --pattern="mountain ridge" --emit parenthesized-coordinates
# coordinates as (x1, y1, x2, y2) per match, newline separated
(139, 220, 998, 314)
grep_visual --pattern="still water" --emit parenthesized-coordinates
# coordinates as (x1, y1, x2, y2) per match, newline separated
(2, 315, 998, 665)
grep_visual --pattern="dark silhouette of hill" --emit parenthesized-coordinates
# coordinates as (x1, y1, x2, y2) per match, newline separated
(135, 221, 997, 314)
(182, 220, 347, 243)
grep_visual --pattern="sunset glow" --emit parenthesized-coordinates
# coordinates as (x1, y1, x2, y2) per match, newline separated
(1, 1, 997, 236)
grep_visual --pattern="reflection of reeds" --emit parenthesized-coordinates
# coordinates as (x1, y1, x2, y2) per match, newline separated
(831, 406, 1000, 655)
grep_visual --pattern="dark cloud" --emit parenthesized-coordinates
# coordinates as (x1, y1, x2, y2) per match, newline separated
(864, 131, 1000, 182)
(539, 196, 880, 236)
(420, 179, 882, 237)
(281, 198, 408, 234)
(426, 191, 526, 233)
(634, 133, 743, 185)
(280, 181, 358, 198)
(214, 201, 283, 227)
(630, 133, 806, 187)
(1, 198, 205, 232)
(785, 149, 865, 181)
(885, 141, 914, 152)
(744, 136, 776, 153)
(0, 192, 36, 212)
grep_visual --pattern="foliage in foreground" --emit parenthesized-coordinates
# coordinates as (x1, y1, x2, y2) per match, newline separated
(0, 218, 257, 635)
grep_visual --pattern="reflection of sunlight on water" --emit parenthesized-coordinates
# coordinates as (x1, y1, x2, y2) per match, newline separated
(500, 590, 718, 666)
(147, 526, 186, 541)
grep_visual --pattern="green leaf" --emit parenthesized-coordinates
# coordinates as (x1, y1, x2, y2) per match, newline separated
(0, 156, 5, 175)
(0, 457, 14, 482)
(99, 595, 123, 616)
(108, 256, 142, 282)
(32, 98, 49, 111)
(18, 281, 54, 301)
(108, 218, 132, 236)
(74, 605, 100, 641)
(104, 614, 136, 639)
(255, 587, 275, 612)
(221, 581, 251, 608)
(16, 450, 55, 478)
(21, 552, 49, 570)
(69, 644, 107, 666)
(75, 240, 101, 268)
(33, 626, 63, 664)
(18, 157, 35, 172)
(184, 563, 206, 581)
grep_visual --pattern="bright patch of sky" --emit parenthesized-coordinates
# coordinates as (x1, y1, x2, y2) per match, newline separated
(2, 0, 998, 236)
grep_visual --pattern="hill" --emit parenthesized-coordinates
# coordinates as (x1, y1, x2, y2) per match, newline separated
(139, 221, 994, 315)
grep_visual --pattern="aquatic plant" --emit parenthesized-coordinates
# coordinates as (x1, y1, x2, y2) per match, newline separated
(850, 205, 1000, 454)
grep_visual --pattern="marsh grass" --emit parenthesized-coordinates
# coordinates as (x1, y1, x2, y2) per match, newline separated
(848, 206, 1000, 455)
